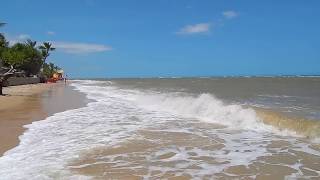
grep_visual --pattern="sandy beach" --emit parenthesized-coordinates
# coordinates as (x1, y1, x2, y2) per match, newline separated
(0, 82, 87, 156)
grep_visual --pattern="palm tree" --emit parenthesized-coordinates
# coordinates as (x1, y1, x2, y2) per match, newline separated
(0, 22, 7, 47)
(38, 42, 55, 62)
(0, 22, 8, 68)
(0, 34, 8, 48)
(25, 39, 37, 48)
(0, 22, 6, 36)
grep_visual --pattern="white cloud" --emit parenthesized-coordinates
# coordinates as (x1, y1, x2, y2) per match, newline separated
(53, 41, 112, 54)
(5, 34, 111, 54)
(8, 40, 18, 46)
(177, 23, 210, 34)
(6, 34, 31, 45)
(17, 34, 31, 40)
(47, 31, 55, 35)
(222, 10, 238, 19)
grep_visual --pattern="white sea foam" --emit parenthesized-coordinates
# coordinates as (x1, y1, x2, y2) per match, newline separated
(77, 81, 265, 130)
(131, 93, 273, 131)
(0, 80, 318, 179)
(0, 81, 149, 179)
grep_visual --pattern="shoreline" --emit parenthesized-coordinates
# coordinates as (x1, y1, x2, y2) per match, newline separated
(0, 82, 88, 156)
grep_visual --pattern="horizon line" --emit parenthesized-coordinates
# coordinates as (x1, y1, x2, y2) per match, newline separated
(71, 74, 320, 79)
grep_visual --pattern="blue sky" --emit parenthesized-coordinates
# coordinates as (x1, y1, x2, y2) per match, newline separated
(1, 0, 319, 77)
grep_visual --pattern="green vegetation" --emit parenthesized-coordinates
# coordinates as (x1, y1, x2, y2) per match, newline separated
(1, 42, 43, 75)
(0, 22, 60, 78)
(43, 62, 61, 78)
(39, 42, 55, 63)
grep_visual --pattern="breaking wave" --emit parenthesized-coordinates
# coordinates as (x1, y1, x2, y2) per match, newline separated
(102, 82, 320, 139)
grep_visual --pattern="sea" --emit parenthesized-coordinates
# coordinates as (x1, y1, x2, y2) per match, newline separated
(0, 77, 320, 179)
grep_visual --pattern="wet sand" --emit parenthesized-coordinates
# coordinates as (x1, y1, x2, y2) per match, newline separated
(70, 125, 320, 179)
(0, 82, 87, 156)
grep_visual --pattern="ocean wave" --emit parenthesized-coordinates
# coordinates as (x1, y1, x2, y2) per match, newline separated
(131, 93, 271, 132)
(256, 109, 320, 139)
(1, 80, 319, 179)
(89, 81, 320, 139)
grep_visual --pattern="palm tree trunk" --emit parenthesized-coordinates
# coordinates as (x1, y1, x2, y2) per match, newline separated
(0, 75, 13, 95)
(0, 76, 12, 95)
(0, 80, 3, 96)
(0, 66, 15, 95)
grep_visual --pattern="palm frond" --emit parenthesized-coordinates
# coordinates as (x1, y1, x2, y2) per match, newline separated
(25, 39, 37, 48)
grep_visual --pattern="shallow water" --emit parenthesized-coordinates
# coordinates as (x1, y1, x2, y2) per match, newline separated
(0, 78, 319, 179)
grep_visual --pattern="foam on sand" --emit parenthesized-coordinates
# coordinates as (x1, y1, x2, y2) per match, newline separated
(0, 80, 319, 179)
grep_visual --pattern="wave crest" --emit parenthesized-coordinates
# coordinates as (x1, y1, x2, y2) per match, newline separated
(133, 93, 271, 131)
(133, 92, 319, 138)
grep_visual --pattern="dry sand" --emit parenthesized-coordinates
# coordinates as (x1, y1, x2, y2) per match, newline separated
(0, 82, 87, 156)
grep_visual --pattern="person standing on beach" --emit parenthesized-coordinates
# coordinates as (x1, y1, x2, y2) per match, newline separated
(64, 74, 68, 84)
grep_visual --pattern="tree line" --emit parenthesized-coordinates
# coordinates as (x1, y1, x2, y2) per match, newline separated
(0, 22, 60, 79)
